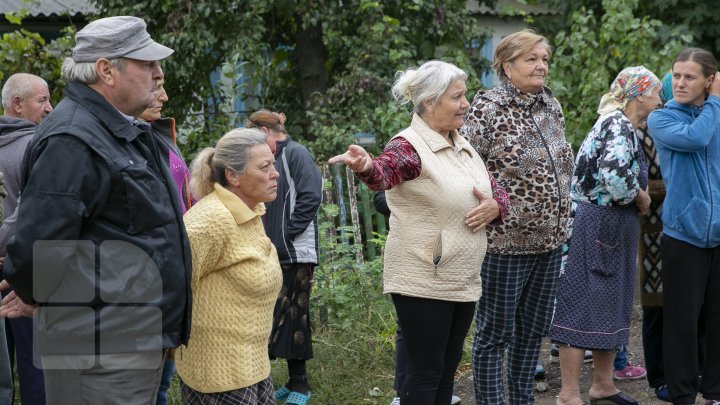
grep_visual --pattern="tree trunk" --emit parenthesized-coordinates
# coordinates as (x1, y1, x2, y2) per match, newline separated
(294, 14, 328, 142)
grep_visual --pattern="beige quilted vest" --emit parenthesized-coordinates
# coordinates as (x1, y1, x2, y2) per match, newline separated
(384, 114, 491, 302)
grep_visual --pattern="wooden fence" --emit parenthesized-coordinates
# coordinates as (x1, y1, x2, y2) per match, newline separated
(320, 164, 388, 264)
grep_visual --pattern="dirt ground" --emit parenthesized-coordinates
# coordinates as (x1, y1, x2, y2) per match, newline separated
(452, 301, 706, 405)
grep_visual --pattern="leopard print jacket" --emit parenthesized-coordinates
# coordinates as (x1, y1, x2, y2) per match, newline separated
(460, 80, 574, 255)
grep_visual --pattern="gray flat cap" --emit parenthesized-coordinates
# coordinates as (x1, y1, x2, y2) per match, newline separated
(72, 16, 174, 62)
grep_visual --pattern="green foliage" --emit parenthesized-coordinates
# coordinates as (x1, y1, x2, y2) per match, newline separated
(0, 25, 74, 109)
(270, 327, 397, 403)
(90, 0, 489, 159)
(547, 0, 690, 147)
(4, 9, 29, 25)
(167, 326, 399, 404)
(539, 0, 720, 57)
(91, 0, 271, 157)
(298, 0, 488, 159)
(312, 203, 394, 330)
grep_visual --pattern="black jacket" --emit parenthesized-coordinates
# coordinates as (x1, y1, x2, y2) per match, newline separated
(263, 137, 322, 265)
(3, 82, 192, 354)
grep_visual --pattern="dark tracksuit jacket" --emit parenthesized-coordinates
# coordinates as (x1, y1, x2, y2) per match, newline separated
(263, 137, 322, 265)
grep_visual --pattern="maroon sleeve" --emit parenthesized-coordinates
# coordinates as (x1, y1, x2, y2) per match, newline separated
(357, 137, 421, 191)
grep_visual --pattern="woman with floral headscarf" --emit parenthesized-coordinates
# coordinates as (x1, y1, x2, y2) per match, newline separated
(548, 66, 662, 405)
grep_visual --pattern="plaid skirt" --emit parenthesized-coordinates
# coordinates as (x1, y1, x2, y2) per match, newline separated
(180, 377, 275, 405)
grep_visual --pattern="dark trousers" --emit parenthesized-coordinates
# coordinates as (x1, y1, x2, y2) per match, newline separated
(391, 294, 475, 405)
(662, 236, 720, 403)
(42, 352, 163, 405)
(643, 306, 708, 390)
(394, 321, 409, 394)
(5, 316, 45, 404)
(642, 307, 665, 388)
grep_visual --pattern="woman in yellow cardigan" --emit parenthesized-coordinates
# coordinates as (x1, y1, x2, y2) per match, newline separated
(176, 128, 283, 404)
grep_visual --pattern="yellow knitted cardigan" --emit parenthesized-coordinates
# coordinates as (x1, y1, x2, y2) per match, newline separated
(176, 183, 282, 393)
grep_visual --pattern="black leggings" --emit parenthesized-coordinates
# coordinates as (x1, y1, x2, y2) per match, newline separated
(662, 236, 720, 403)
(391, 294, 475, 405)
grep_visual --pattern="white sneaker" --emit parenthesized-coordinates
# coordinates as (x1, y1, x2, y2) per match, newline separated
(390, 397, 401, 405)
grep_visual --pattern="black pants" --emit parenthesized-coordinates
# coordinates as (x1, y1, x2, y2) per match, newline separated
(642, 307, 665, 388)
(644, 306, 707, 390)
(394, 321, 409, 394)
(391, 294, 475, 405)
(662, 236, 720, 403)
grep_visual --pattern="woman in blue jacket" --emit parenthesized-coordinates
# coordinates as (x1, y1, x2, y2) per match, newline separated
(647, 47, 720, 405)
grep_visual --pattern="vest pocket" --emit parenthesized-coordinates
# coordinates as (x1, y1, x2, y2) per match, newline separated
(119, 160, 175, 235)
(432, 231, 444, 272)
(432, 230, 456, 275)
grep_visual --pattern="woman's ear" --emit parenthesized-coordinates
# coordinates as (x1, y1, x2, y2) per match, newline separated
(422, 99, 435, 116)
(503, 62, 512, 80)
(225, 168, 240, 187)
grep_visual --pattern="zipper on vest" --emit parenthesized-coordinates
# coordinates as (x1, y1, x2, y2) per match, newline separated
(432, 232, 443, 276)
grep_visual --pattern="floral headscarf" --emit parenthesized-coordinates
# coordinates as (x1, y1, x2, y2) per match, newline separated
(597, 66, 661, 116)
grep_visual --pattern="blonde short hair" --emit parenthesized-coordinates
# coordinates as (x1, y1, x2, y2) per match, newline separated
(492, 30, 552, 81)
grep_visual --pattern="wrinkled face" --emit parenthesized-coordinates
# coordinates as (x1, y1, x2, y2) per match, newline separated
(672, 60, 714, 106)
(423, 79, 469, 136)
(112, 58, 164, 117)
(139, 80, 168, 122)
(637, 85, 663, 121)
(19, 79, 53, 124)
(227, 143, 279, 208)
(504, 42, 549, 94)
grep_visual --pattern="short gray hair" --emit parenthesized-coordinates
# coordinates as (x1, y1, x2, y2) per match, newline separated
(189, 128, 268, 199)
(61, 57, 125, 84)
(2, 73, 47, 110)
(391, 60, 467, 115)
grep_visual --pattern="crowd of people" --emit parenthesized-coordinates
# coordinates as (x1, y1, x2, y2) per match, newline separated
(0, 14, 717, 405)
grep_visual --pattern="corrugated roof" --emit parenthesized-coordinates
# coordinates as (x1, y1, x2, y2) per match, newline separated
(467, 0, 559, 16)
(0, 0, 96, 18)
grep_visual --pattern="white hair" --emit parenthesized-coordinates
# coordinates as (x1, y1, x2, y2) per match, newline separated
(2, 73, 47, 110)
(391, 60, 467, 115)
(61, 57, 125, 84)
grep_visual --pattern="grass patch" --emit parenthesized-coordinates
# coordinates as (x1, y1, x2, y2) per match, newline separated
(164, 325, 398, 404)
(271, 325, 397, 404)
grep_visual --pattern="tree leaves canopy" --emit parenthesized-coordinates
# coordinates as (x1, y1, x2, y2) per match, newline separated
(90, 0, 489, 159)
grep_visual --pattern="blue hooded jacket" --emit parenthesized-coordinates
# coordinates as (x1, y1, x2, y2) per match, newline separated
(647, 95, 720, 248)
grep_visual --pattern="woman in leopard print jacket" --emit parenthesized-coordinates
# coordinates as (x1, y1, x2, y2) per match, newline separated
(460, 29, 574, 405)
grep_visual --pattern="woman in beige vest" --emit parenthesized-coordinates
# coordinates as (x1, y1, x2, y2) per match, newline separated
(330, 60, 509, 405)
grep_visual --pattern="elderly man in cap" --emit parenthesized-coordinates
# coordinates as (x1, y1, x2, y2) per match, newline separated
(0, 16, 191, 405)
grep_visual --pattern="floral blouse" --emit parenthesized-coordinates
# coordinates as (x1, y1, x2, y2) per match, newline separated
(571, 110, 647, 206)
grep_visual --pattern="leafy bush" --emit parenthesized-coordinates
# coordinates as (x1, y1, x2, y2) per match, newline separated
(312, 203, 394, 333)
(547, 0, 691, 148)
(0, 22, 74, 110)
